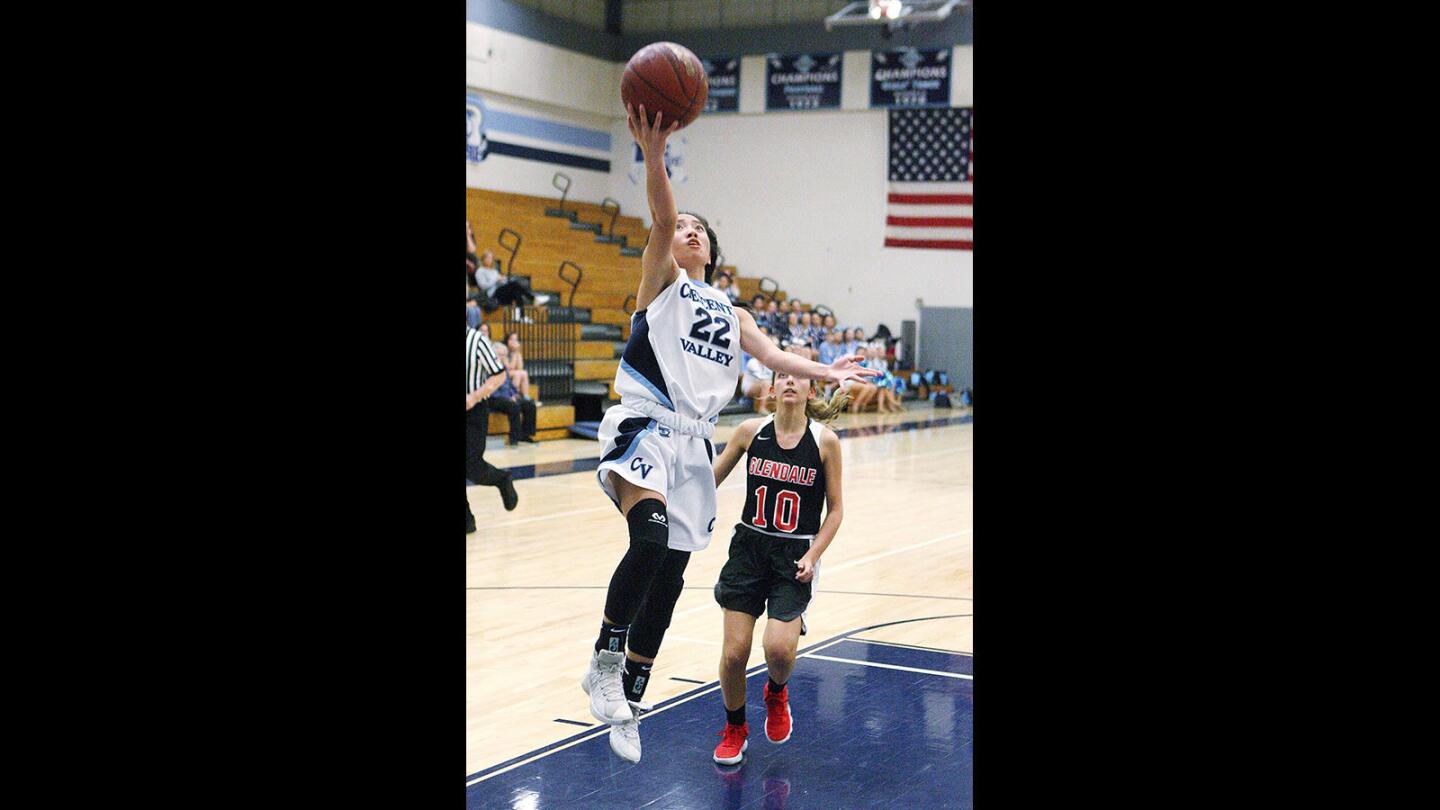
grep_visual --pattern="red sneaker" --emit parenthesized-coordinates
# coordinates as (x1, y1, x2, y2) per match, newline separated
(713, 722, 749, 765)
(764, 683, 792, 744)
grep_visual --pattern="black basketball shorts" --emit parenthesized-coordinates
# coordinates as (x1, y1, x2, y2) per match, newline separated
(713, 524, 813, 627)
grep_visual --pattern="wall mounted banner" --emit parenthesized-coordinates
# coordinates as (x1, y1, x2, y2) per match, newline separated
(701, 56, 740, 113)
(871, 48, 952, 109)
(469, 92, 612, 173)
(765, 52, 842, 111)
(466, 94, 489, 163)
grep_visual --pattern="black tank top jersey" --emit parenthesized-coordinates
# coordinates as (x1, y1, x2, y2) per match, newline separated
(740, 417, 827, 538)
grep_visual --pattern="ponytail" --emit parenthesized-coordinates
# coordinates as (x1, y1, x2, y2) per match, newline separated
(804, 385, 850, 424)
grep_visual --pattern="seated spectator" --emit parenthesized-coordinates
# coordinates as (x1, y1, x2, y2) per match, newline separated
(841, 327, 859, 358)
(762, 299, 783, 333)
(503, 332, 537, 405)
(799, 311, 823, 352)
(748, 292, 768, 314)
(475, 250, 551, 312)
(869, 343, 903, 413)
(817, 329, 844, 367)
(487, 343, 539, 445)
(715, 271, 741, 304)
(821, 313, 837, 332)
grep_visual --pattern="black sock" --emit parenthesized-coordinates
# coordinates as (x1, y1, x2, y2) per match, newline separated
(595, 621, 628, 654)
(726, 705, 746, 726)
(622, 658, 653, 703)
(767, 677, 786, 694)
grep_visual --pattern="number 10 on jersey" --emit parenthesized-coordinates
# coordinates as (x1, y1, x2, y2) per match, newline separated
(750, 485, 801, 533)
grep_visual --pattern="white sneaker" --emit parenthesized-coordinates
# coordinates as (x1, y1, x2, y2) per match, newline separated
(608, 700, 649, 763)
(581, 649, 634, 724)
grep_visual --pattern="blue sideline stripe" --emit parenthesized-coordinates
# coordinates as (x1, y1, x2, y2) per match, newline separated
(487, 140, 611, 173)
(484, 109, 611, 152)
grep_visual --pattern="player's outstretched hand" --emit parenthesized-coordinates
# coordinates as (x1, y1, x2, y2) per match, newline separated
(827, 354, 881, 386)
(626, 104, 679, 159)
(795, 557, 816, 583)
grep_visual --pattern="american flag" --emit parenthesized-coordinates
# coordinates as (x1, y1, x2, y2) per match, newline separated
(885, 107, 973, 250)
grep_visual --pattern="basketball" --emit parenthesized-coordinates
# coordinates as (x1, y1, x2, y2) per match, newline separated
(621, 42, 709, 130)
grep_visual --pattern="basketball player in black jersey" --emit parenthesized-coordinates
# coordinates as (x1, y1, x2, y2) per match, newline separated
(708, 369, 850, 764)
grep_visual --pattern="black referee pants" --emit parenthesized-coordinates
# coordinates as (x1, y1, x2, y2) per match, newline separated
(466, 400, 509, 486)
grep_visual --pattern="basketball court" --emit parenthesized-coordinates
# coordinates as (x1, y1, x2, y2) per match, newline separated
(467, 402, 972, 807)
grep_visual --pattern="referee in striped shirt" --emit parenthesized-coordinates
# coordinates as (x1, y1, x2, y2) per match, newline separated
(468, 324, 518, 533)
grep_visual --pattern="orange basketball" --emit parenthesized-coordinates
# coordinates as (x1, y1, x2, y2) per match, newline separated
(621, 42, 709, 130)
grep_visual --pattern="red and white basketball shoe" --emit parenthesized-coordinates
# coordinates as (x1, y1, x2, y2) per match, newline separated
(713, 722, 749, 765)
(763, 682, 792, 744)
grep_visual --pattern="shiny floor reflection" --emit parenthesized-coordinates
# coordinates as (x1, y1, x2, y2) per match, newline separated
(467, 636, 972, 809)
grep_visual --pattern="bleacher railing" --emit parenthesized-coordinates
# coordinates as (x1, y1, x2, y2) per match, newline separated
(558, 260, 584, 308)
(544, 172, 573, 217)
(500, 306, 575, 402)
(600, 197, 621, 236)
(498, 228, 523, 281)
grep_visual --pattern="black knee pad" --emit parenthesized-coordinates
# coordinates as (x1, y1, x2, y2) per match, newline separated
(628, 550, 691, 659)
(626, 498, 670, 547)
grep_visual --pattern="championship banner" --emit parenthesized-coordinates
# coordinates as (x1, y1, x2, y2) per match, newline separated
(701, 56, 740, 113)
(765, 52, 842, 111)
(871, 48, 952, 109)
(466, 94, 488, 164)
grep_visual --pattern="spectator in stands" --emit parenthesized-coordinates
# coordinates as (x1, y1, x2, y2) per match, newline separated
(475, 250, 551, 311)
(488, 343, 540, 444)
(503, 332, 538, 406)
(799, 311, 822, 352)
(844, 351, 881, 414)
(784, 311, 803, 344)
(763, 299, 783, 333)
(822, 313, 837, 332)
(841, 328, 859, 358)
(749, 293, 767, 312)
(715, 271, 741, 304)
(869, 343, 902, 413)
(817, 329, 844, 367)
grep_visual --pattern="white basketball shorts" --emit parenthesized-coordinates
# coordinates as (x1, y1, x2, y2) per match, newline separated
(596, 403, 719, 553)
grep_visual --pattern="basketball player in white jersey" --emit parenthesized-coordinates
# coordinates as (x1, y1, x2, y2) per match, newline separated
(581, 104, 880, 763)
(709, 370, 848, 764)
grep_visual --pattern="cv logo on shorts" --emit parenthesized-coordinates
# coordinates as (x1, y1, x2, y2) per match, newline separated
(649, 512, 667, 525)
(631, 457, 654, 479)
(657, 425, 672, 437)
(608, 638, 620, 652)
(633, 675, 647, 693)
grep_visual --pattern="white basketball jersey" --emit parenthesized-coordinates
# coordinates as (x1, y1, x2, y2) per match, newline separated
(615, 275, 740, 423)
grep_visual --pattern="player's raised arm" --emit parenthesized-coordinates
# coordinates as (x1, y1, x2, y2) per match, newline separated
(627, 104, 682, 310)
(736, 308, 880, 387)
(796, 428, 843, 583)
(713, 418, 762, 486)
